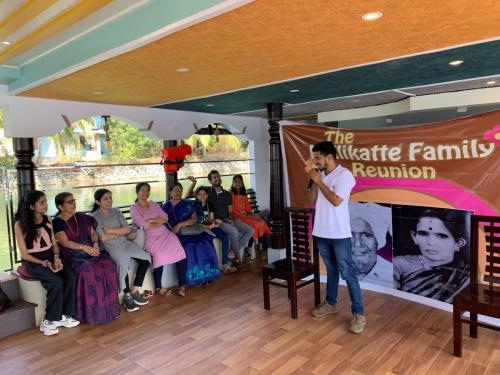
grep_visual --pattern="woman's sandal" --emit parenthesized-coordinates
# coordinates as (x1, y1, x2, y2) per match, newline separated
(155, 288, 169, 296)
(176, 286, 186, 297)
(245, 248, 252, 259)
(257, 245, 267, 259)
(142, 290, 154, 299)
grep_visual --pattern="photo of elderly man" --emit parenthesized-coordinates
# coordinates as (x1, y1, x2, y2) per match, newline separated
(349, 202, 393, 289)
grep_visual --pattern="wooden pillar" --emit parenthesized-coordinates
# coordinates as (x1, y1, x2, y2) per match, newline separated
(163, 140, 177, 200)
(267, 102, 286, 249)
(13, 138, 36, 202)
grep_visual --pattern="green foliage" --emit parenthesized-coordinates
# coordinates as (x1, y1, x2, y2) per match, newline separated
(0, 155, 15, 168)
(0, 110, 15, 167)
(52, 127, 79, 162)
(185, 133, 245, 157)
(106, 119, 162, 161)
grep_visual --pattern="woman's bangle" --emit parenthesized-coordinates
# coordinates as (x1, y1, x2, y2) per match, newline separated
(54, 253, 60, 258)
(79, 244, 84, 250)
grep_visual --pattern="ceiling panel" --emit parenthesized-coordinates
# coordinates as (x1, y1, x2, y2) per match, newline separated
(16, 0, 500, 110)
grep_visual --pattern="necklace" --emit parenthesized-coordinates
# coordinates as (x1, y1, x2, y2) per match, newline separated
(63, 215, 80, 237)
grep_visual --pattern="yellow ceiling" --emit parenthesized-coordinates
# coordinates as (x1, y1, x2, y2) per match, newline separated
(0, 0, 113, 64)
(20, 0, 500, 106)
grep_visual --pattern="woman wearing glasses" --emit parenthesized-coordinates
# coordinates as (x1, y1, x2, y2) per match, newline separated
(53, 192, 121, 324)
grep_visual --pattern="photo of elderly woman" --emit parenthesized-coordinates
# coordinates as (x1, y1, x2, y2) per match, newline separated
(392, 205, 471, 303)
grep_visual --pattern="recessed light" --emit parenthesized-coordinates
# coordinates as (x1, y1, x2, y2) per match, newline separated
(176, 67, 189, 73)
(449, 60, 463, 67)
(486, 80, 496, 85)
(289, 89, 300, 93)
(206, 104, 214, 107)
(92, 91, 103, 95)
(362, 12, 383, 21)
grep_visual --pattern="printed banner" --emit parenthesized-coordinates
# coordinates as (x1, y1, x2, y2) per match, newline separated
(281, 110, 500, 214)
(281, 111, 499, 305)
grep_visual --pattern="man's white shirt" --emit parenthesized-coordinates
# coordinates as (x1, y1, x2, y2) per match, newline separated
(312, 165, 355, 239)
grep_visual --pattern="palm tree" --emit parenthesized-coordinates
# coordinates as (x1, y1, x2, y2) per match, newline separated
(36, 117, 97, 165)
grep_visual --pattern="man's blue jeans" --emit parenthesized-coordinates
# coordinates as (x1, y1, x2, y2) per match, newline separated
(211, 227, 230, 265)
(315, 236, 365, 315)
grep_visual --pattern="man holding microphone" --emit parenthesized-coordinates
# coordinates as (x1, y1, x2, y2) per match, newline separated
(305, 141, 366, 334)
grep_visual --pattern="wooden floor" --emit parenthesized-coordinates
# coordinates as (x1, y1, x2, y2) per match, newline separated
(1, 261, 499, 375)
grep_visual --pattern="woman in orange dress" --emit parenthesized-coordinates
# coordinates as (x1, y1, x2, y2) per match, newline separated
(230, 175, 270, 257)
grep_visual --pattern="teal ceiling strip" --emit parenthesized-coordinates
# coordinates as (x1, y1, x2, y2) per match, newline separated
(156, 40, 500, 114)
(9, 0, 228, 92)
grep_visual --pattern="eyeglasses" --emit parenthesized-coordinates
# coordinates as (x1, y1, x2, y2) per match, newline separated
(65, 199, 76, 204)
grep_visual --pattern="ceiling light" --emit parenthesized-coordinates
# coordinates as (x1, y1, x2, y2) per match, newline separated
(176, 67, 189, 73)
(362, 12, 383, 21)
(1, 41, 11, 45)
(486, 80, 496, 85)
(289, 89, 300, 93)
(449, 60, 463, 67)
(206, 104, 214, 107)
(92, 91, 103, 95)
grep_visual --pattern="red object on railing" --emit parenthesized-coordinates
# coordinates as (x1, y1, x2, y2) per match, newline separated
(160, 144, 192, 172)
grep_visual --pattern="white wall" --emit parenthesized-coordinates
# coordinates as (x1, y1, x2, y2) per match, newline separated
(253, 128, 270, 210)
(0, 94, 272, 208)
(0, 95, 267, 140)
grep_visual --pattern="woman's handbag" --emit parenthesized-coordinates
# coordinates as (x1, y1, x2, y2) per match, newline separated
(180, 224, 216, 237)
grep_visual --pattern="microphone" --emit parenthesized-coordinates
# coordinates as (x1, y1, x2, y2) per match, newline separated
(306, 167, 319, 192)
(307, 179, 314, 192)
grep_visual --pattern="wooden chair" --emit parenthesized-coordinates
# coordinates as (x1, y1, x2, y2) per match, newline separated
(262, 207, 320, 319)
(453, 215, 500, 357)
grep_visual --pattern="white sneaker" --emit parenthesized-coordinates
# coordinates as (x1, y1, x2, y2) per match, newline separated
(40, 319, 59, 336)
(55, 315, 80, 328)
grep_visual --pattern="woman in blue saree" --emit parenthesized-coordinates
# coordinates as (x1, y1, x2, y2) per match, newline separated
(162, 182, 220, 287)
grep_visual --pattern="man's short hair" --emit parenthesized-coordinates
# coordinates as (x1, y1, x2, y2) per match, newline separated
(312, 141, 337, 159)
(207, 170, 219, 182)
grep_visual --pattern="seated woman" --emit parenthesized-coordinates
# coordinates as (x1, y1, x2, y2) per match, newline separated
(194, 185, 237, 274)
(162, 182, 221, 288)
(91, 189, 151, 312)
(230, 175, 270, 259)
(14, 190, 79, 336)
(130, 182, 186, 296)
(393, 208, 470, 303)
(53, 192, 120, 324)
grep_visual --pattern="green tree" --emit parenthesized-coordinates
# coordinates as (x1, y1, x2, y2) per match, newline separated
(36, 117, 96, 165)
(185, 133, 244, 158)
(106, 119, 162, 162)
